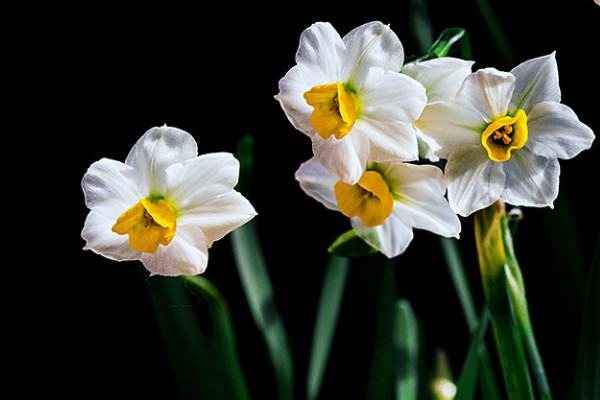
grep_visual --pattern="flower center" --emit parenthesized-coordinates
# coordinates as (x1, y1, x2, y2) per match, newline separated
(112, 197, 177, 254)
(481, 109, 528, 162)
(334, 170, 394, 228)
(304, 81, 359, 140)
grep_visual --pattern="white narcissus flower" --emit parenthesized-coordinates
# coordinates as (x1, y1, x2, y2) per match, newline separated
(416, 53, 595, 216)
(276, 21, 427, 184)
(401, 57, 475, 161)
(81, 126, 257, 276)
(295, 157, 461, 258)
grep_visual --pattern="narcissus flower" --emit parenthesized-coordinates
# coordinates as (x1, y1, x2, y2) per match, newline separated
(276, 21, 427, 184)
(295, 157, 461, 258)
(401, 56, 475, 160)
(81, 126, 257, 276)
(416, 53, 595, 216)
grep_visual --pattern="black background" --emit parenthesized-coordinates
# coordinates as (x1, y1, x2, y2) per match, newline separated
(11, 1, 599, 398)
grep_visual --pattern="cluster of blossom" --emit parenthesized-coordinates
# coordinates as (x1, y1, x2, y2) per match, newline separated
(276, 21, 594, 258)
(81, 21, 594, 276)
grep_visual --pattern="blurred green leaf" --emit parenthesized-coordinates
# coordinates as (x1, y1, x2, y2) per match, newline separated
(406, 0, 434, 54)
(328, 229, 378, 258)
(440, 237, 501, 400)
(146, 275, 239, 399)
(573, 235, 600, 400)
(306, 255, 350, 400)
(394, 299, 419, 400)
(473, 0, 515, 66)
(455, 309, 490, 400)
(366, 259, 397, 399)
(231, 220, 295, 400)
(232, 133, 294, 400)
(182, 275, 251, 400)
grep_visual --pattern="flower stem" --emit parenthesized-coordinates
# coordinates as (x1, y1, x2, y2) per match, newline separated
(474, 201, 534, 399)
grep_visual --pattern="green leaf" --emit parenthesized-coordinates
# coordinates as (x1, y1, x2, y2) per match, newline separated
(428, 27, 471, 59)
(406, 0, 434, 54)
(182, 275, 251, 400)
(145, 275, 243, 399)
(573, 234, 600, 400)
(455, 309, 491, 400)
(440, 237, 501, 400)
(328, 229, 379, 258)
(231, 222, 295, 400)
(306, 255, 350, 400)
(366, 259, 397, 399)
(394, 299, 419, 400)
(232, 133, 294, 400)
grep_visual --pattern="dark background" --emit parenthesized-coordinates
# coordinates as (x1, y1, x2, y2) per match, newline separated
(12, 1, 599, 398)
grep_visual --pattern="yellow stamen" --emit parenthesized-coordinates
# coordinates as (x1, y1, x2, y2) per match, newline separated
(334, 170, 394, 228)
(304, 81, 359, 140)
(481, 109, 528, 162)
(112, 198, 177, 254)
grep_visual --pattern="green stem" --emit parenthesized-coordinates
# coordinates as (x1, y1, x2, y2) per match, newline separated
(474, 201, 534, 400)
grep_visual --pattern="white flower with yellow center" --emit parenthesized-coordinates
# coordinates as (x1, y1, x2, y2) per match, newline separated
(276, 21, 428, 184)
(401, 56, 475, 160)
(295, 157, 461, 258)
(81, 126, 257, 276)
(416, 53, 595, 216)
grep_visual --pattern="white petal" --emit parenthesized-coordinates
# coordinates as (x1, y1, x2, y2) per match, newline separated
(125, 126, 198, 194)
(527, 101, 595, 159)
(165, 153, 240, 211)
(294, 157, 339, 211)
(509, 53, 560, 114)
(351, 211, 414, 258)
(178, 190, 256, 245)
(359, 67, 427, 124)
(275, 63, 321, 137)
(312, 131, 369, 184)
(342, 21, 404, 84)
(81, 158, 142, 218)
(164, 153, 256, 244)
(500, 148, 559, 208)
(142, 225, 209, 276)
(457, 68, 515, 121)
(294, 22, 346, 80)
(402, 57, 475, 102)
(381, 162, 460, 237)
(357, 118, 419, 162)
(415, 100, 483, 159)
(446, 145, 506, 217)
(81, 210, 140, 261)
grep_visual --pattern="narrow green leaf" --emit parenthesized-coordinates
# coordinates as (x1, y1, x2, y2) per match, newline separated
(306, 255, 350, 400)
(574, 234, 600, 400)
(231, 220, 295, 400)
(406, 0, 434, 54)
(366, 259, 397, 399)
(145, 275, 219, 399)
(232, 133, 294, 400)
(394, 299, 419, 400)
(405, 27, 472, 64)
(472, 0, 515, 66)
(429, 27, 470, 58)
(182, 275, 251, 400)
(440, 237, 501, 400)
(455, 309, 491, 400)
(328, 229, 378, 258)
